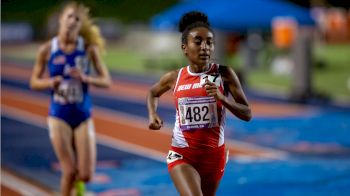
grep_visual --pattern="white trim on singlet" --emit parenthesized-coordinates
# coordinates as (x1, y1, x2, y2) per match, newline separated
(217, 63, 225, 146)
(173, 67, 184, 94)
(51, 37, 59, 54)
(217, 64, 226, 92)
(218, 107, 226, 146)
(77, 36, 85, 51)
(171, 116, 189, 148)
(187, 63, 213, 76)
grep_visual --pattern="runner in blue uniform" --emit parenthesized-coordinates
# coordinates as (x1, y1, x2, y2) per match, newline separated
(30, 2, 111, 195)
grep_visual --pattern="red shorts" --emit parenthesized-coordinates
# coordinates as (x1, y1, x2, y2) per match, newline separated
(167, 144, 228, 182)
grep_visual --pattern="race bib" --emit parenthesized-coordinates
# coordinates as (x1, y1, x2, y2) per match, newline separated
(53, 80, 83, 104)
(178, 96, 218, 130)
(200, 73, 222, 87)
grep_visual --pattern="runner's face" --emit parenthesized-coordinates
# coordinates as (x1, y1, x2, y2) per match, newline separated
(183, 27, 214, 67)
(59, 7, 82, 36)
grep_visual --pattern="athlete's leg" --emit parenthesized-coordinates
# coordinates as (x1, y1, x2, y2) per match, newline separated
(48, 117, 76, 196)
(74, 118, 96, 182)
(170, 163, 203, 196)
(201, 179, 221, 196)
(200, 147, 228, 196)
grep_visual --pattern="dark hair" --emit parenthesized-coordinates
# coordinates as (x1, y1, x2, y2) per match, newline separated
(179, 11, 213, 44)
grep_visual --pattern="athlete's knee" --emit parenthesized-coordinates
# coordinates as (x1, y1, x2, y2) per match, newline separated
(62, 168, 76, 180)
(80, 176, 91, 182)
(78, 172, 93, 182)
(178, 184, 202, 196)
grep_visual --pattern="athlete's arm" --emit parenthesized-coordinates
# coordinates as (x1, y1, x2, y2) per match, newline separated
(30, 42, 62, 90)
(83, 45, 111, 88)
(147, 70, 178, 130)
(204, 66, 251, 121)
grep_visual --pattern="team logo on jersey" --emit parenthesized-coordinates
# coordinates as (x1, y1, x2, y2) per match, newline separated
(52, 55, 66, 65)
(166, 150, 183, 164)
(177, 97, 188, 105)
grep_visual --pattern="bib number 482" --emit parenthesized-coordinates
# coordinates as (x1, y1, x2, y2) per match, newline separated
(185, 105, 209, 122)
(178, 98, 218, 130)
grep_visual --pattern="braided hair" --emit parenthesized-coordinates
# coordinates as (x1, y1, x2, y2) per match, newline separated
(179, 11, 213, 44)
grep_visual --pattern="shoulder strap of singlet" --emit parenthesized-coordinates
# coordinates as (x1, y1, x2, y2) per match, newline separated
(77, 36, 85, 52)
(215, 63, 227, 93)
(51, 36, 85, 53)
(51, 37, 59, 54)
(173, 67, 184, 94)
(212, 63, 220, 73)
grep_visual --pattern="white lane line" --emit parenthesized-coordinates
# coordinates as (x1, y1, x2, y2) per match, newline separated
(2, 86, 288, 160)
(226, 140, 288, 160)
(1, 170, 53, 196)
(1, 105, 166, 162)
(96, 134, 166, 163)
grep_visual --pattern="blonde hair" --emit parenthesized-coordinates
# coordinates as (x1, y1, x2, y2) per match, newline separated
(62, 1, 105, 53)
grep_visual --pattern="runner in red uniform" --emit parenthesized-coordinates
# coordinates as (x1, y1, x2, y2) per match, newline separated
(147, 11, 251, 196)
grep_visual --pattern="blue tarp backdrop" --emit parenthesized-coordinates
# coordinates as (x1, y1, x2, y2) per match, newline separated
(151, 0, 315, 32)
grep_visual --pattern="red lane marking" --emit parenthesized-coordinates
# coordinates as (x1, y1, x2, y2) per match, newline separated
(1, 184, 22, 196)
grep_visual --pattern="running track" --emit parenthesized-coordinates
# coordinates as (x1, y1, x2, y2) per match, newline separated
(2, 60, 350, 195)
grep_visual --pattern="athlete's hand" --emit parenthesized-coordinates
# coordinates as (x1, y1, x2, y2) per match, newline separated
(149, 113, 163, 130)
(203, 79, 224, 100)
(69, 68, 88, 83)
(50, 76, 63, 90)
